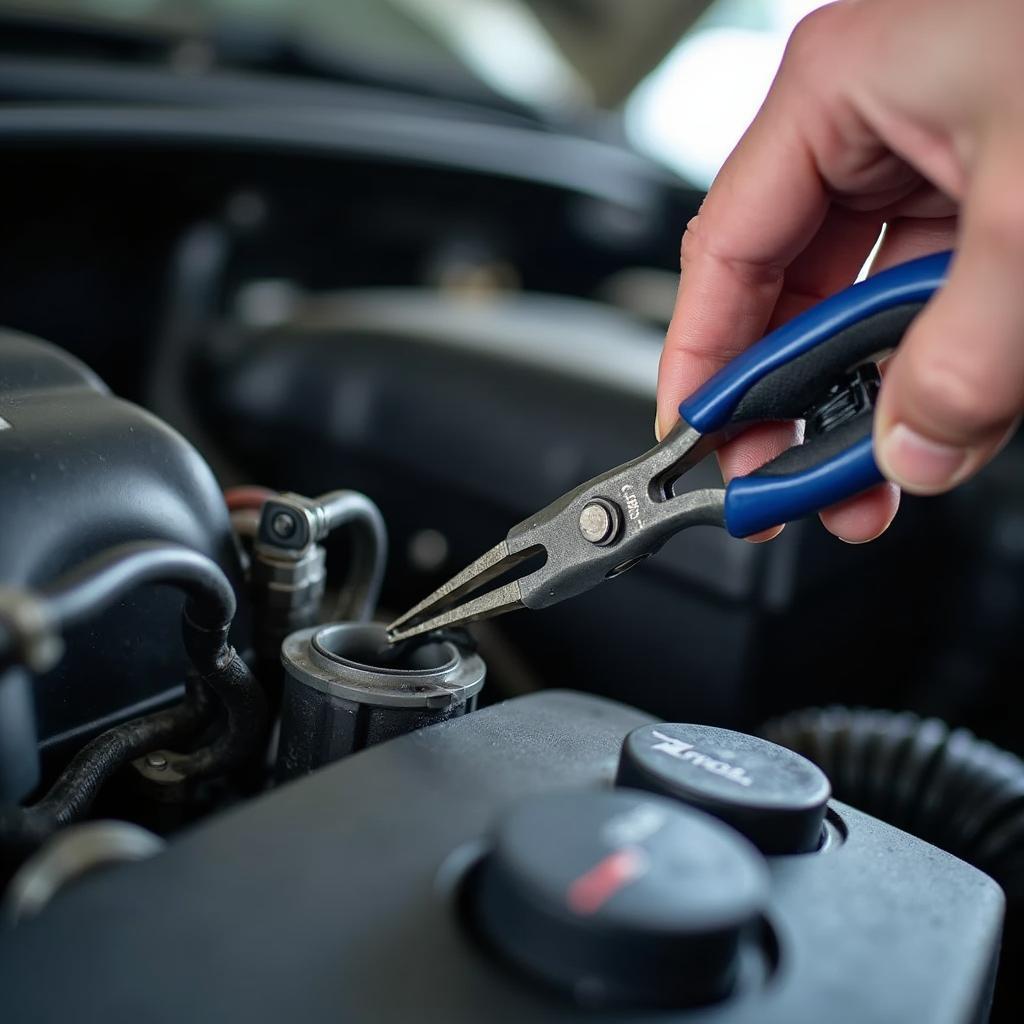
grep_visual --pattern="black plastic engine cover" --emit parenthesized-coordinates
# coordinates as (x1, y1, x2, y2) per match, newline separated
(0, 331, 239, 798)
(0, 690, 1003, 1023)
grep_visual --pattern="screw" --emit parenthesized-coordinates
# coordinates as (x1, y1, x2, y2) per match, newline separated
(579, 500, 620, 546)
(271, 512, 297, 539)
(145, 753, 168, 771)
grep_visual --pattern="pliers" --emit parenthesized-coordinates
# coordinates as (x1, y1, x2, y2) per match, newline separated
(387, 250, 951, 643)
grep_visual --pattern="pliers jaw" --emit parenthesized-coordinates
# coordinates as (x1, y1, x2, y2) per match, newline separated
(385, 423, 726, 642)
(385, 540, 534, 642)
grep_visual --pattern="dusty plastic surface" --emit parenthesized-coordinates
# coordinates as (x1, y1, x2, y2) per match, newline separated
(0, 690, 1003, 1023)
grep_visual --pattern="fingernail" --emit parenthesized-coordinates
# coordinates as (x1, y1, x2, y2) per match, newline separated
(746, 525, 785, 544)
(654, 414, 663, 442)
(876, 423, 971, 494)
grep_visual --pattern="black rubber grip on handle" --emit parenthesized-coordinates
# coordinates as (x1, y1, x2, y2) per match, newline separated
(729, 302, 924, 425)
(746, 412, 873, 478)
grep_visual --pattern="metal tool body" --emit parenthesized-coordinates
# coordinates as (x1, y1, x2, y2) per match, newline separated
(388, 251, 953, 642)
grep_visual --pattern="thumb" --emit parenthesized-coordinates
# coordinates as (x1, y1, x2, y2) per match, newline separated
(875, 132, 1024, 494)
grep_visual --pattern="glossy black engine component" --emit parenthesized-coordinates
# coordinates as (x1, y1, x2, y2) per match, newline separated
(0, 332, 240, 797)
(0, 691, 1002, 1023)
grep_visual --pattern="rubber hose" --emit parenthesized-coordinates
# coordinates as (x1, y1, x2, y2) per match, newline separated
(43, 541, 265, 771)
(762, 707, 1024, 905)
(171, 620, 267, 779)
(40, 540, 236, 638)
(0, 677, 213, 855)
(0, 542, 267, 855)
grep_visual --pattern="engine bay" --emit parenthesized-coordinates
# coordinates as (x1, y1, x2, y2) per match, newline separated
(2, 20, 1024, 1022)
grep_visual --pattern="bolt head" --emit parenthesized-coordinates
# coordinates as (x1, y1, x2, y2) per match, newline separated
(271, 512, 297, 539)
(145, 753, 168, 771)
(579, 501, 618, 545)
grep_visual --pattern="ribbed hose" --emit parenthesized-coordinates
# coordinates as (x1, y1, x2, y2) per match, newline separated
(0, 677, 214, 854)
(762, 707, 1024, 905)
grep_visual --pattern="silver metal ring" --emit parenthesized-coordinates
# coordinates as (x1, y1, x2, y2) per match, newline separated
(281, 621, 485, 709)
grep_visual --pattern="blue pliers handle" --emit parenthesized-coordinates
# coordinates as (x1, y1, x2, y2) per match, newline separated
(683, 250, 952, 538)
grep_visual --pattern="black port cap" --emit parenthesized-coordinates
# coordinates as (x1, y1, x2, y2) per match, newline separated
(616, 723, 830, 855)
(471, 789, 768, 1007)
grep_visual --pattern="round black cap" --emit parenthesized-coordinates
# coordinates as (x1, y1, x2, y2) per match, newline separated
(616, 723, 830, 855)
(471, 789, 768, 1007)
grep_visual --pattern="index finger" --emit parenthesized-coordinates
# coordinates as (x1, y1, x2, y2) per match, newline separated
(656, 88, 831, 439)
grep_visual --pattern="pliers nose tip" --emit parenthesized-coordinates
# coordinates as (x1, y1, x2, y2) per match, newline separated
(385, 540, 540, 643)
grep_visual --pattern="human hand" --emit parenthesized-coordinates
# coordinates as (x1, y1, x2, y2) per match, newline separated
(656, 0, 1024, 542)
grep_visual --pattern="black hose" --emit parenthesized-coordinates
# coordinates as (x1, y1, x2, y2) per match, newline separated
(0, 540, 236, 673)
(0, 677, 214, 855)
(0, 542, 267, 853)
(171, 620, 267, 779)
(40, 540, 236, 638)
(762, 707, 1024, 904)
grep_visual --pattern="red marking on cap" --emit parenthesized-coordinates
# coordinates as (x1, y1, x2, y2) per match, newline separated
(567, 846, 648, 916)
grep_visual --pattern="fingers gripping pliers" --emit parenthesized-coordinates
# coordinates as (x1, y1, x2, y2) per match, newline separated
(387, 251, 952, 642)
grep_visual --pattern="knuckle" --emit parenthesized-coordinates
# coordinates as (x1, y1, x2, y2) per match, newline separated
(783, 3, 848, 70)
